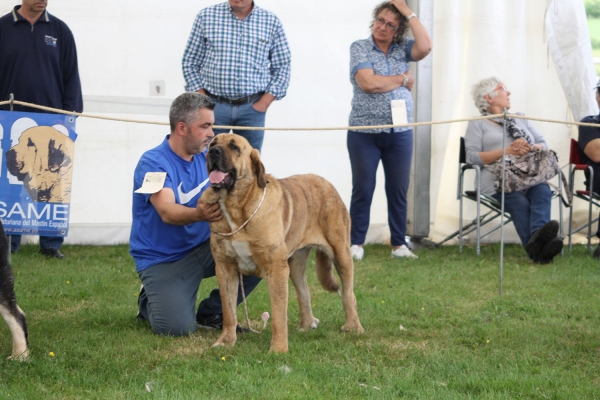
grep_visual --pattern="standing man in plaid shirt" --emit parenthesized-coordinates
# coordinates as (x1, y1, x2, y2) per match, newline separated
(182, 0, 291, 152)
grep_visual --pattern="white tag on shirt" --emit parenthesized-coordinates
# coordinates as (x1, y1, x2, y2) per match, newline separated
(391, 99, 408, 127)
(135, 172, 167, 194)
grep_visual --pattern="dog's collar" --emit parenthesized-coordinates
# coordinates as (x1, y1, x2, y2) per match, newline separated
(213, 184, 267, 237)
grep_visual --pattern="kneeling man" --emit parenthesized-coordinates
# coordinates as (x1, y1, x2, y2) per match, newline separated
(130, 92, 261, 336)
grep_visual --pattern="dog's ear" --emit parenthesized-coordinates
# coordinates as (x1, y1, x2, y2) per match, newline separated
(47, 139, 71, 172)
(250, 148, 266, 188)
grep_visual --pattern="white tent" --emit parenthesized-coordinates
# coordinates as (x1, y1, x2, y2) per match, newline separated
(2, 0, 596, 245)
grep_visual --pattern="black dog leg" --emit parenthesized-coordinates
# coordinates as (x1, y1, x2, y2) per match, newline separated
(0, 221, 29, 360)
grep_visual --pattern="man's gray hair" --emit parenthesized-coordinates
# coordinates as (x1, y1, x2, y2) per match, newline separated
(471, 77, 501, 114)
(169, 92, 215, 132)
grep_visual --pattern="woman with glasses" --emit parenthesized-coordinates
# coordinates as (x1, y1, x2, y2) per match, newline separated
(348, 0, 431, 261)
(463, 76, 562, 264)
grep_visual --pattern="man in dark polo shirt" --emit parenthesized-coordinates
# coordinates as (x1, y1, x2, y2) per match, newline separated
(0, 0, 83, 259)
(577, 79, 600, 259)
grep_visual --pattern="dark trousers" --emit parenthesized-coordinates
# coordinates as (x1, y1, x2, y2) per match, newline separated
(11, 235, 63, 253)
(492, 183, 552, 259)
(347, 130, 414, 247)
(137, 239, 261, 336)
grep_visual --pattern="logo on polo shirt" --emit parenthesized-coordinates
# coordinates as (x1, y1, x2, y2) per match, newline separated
(177, 179, 209, 205)
(44, 35, 57, 47)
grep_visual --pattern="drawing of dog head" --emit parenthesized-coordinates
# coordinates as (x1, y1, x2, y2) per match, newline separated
(5, 126, 75, 203)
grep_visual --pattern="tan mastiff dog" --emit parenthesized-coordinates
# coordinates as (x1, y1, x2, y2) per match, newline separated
(201, 133, 363, 353)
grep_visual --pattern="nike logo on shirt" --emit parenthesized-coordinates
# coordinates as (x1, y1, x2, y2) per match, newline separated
(177, 179, 209, 205)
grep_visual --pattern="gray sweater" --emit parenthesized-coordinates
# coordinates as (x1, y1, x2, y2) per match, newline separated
(463, 115, 548, 196)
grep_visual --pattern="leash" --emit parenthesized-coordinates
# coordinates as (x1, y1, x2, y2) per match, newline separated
(239, 272, 269, 333)
(211, 184, 270, 331)
(213, 185, 267, 236)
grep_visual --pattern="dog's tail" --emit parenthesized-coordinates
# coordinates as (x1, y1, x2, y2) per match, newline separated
(315, 249, 339, 292)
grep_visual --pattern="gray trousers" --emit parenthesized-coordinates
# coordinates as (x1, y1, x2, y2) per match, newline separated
(137, 239, 261, 336)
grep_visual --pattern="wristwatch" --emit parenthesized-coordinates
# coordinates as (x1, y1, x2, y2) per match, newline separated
(407, 13, 417, 21)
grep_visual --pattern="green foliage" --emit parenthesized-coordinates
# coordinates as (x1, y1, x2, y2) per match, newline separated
(587, 0, 600, 19)
(0, 243, 599, 398)
(588, 18, 600, 49)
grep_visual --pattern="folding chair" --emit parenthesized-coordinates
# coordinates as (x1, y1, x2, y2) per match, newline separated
(436, 137, 512, 255)
(568, 138, 600, 252)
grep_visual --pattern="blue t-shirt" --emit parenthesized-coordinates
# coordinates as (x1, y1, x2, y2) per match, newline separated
(348, 36, 415, 133)
(129, 135, 211, 272)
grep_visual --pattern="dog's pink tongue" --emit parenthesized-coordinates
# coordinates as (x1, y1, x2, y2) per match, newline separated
(209, 170, 227, 184)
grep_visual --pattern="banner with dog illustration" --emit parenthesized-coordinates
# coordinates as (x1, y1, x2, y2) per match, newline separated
(0, 111, 77, 237)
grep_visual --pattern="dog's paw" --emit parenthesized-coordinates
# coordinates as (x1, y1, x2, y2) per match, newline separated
(213, 331, 237, 347)
(341, 322, 364, 334)
(7, 349, 30, 362)
(269, 342, 289, 353)
(298, 317, 320, 332)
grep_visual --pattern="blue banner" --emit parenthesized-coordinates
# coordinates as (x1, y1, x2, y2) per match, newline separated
(0, 111, 77, 237)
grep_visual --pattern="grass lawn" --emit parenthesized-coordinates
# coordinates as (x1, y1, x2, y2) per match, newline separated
(0, 243, 599, 399)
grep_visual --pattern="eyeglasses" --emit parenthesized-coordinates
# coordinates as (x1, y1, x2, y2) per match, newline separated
(374, 17, 398, 31)
(495, 85, 508, 93)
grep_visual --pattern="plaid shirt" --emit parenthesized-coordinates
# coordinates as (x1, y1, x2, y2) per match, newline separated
(182, 2, 291, 100)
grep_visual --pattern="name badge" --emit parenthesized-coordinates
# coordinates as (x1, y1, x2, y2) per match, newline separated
(135, 172, 167, 194)
(391, 99, 408, 127)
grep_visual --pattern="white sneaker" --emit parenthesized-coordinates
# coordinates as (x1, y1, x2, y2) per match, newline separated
(350, 245, 364, 261)
(391, 245, 418, 259)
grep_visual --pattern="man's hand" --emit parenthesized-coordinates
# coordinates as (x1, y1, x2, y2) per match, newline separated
(150, 187, 222, 225)
(251, 93, 276, 113)
(197, 200, 222, 222)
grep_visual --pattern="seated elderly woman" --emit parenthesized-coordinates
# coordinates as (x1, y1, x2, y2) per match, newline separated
(463, 77, 563, 264)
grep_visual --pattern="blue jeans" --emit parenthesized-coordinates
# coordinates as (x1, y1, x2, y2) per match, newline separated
(11, 235, 63, 253)
(212, 98, 266, 152)
(347, 130, 414, 247)
(492, 183, 552, 256)
(137, 239, 262, 336)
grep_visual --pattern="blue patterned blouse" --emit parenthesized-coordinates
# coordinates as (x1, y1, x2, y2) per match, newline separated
(349, 36, 415, 133)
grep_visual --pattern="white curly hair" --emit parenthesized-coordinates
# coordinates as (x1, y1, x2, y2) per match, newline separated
(471, 77, 502, 114)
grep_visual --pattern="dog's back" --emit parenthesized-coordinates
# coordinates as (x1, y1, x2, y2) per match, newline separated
(278, 173, 351, 245)
(278, 174, 353, 293)
(0, 221, 29, 360)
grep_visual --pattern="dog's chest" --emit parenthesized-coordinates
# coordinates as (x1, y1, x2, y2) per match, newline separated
(224, 240, 257, 274)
